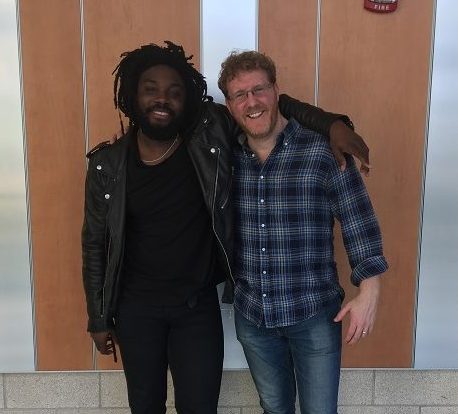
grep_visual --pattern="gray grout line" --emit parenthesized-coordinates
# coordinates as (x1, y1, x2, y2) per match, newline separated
(2, 374, 5, 409)
(99, 372, 102, 408)
(372, 369, 376, 405)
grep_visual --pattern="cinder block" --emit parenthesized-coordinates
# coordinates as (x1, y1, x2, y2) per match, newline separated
(0, 375, 3, 408)
(421, 408, 458, 414)
(100, 372, 128, 408)
(166, 370, 175, 407)
(338, 407, 419, 414)
(0, 410, 55, 414)
(218, 370, 259, 407)
(338, 369, 374, 405)
(4, 373, 99, 408)
(57, 410, 130, 414)
(375, 370, 458, 405)
(242, 407, 263, 413)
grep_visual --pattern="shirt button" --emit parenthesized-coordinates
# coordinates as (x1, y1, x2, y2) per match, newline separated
(104, 194, 110, 200)
(96, 165, 102, 170)
(260, 175, 264, 179)
(210, 148, 216, 154)
(251, 153, 255, 158)
(284, 142, 288, 146)
(262, 270, 267, 275)
(261, 248, 266, 252)
(261, 224, 265, 228)
(260, 199, 264, 203)
(262, 293, 267, 298)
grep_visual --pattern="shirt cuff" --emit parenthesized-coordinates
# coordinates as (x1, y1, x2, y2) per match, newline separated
(351, 255, 388, 287)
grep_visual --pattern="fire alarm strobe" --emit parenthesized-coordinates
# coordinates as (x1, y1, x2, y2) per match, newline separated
(364, 0, 398, 13)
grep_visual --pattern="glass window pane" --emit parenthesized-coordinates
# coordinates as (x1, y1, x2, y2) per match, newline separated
(415, 2, 458, 368)
(0, 0, 35, 372)
(202, 0, 257, 368)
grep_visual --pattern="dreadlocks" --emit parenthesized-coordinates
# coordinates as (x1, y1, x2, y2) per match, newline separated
(113, 41, 207, 134)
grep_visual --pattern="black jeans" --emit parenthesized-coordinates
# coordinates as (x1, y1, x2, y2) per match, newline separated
(115, 287, 224, 414)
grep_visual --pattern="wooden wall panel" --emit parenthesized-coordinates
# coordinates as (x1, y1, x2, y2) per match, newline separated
(19, 0, 91, 370)
(83, 0, 201, 150)
(259, 0, 317, 103)
(82, 0, 201, 369)
(19, 0, 435, 371)
(259, 0, 434, 366)
(318, 0, 435, 367)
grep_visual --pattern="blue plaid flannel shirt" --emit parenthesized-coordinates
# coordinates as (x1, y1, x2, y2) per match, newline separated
(233, 118, 388, 328)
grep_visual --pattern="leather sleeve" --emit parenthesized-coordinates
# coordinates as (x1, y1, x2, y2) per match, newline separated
(205, 100, 242, 146)
(279, 94, 354, 136)
(81, 156, 109, 332)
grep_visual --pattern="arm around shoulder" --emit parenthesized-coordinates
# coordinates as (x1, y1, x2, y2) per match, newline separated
(278, 94, 353, 136)
(327, 155, 388, 286)
(279, 94, 370, 174)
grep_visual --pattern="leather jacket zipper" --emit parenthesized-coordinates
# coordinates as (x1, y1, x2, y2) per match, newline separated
(219, 166, 233, 210)
(101, 174, 116, 319)
(101, 235, 112, 318)
(212, 148, 235, 285)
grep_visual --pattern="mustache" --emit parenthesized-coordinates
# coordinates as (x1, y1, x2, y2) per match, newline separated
(144, 104, 176, 117)
(245, 104, 264, 113)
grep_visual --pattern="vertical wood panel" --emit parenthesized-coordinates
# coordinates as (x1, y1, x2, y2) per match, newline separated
(259, 0, 434, 367)
(259, 0, 317, 103)
(19, 0, 435, 371)
(82, 0, 201, 369)
(318, 0, 435, 367)
(83, 0, 201, 150)
(19, 0, 91, 370)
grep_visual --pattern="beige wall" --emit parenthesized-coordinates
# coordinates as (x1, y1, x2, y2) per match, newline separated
(19, 0, 434, 370)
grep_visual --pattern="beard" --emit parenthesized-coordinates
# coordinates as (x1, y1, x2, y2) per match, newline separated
(137, 104, 185, 142)
(238, 105, 279, 140)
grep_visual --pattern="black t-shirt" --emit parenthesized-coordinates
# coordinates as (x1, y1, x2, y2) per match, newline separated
(120, 136, 216, 306)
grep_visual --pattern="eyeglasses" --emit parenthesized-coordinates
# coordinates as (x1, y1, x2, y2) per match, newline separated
(228, 83, 273, 104)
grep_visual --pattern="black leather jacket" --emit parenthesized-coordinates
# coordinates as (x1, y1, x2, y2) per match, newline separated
(82, 96, 349, 332)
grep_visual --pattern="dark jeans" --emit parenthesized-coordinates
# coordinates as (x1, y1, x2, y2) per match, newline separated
(115, 287, 223, 414)
(235, 300, 342, 414)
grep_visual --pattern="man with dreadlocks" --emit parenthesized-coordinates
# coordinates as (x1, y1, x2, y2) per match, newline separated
(82, 41, 370, 414)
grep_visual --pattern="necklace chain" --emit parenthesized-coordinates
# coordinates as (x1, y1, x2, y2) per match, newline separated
(141, 136, 179, 164)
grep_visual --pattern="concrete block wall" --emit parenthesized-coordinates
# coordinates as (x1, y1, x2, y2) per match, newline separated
(0, 370, 458, 413)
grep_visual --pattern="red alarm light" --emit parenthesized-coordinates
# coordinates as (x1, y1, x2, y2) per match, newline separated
(364, 0, 398, 13)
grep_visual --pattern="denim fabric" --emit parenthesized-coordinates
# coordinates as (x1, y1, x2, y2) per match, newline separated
(235, 300, 342, 414)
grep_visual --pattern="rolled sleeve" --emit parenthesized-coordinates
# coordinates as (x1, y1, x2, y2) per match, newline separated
(328, 154, 388, 286)
(351, 255, 388, 287)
